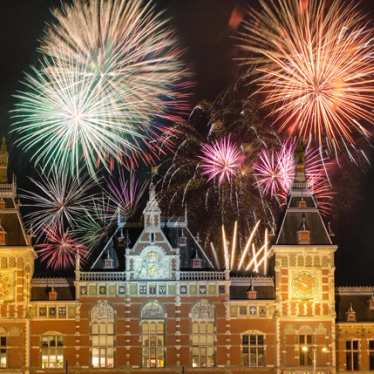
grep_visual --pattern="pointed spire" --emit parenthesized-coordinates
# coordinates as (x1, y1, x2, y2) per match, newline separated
(143, 182, 161, 230)
(275, 142, 332, 246)
(0, 137, 9, 184)
(103, 247, 114, 269)
(293, 141, 307, 187)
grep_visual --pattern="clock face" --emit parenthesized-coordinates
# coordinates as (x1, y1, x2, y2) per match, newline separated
(134, 246, 170, 280)
(291, 271, 319, 300)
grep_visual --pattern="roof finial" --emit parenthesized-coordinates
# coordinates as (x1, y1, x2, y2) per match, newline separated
(294, 141, 306, 184)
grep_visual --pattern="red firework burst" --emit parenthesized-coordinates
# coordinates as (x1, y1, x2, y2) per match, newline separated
(36, 225, 87, 270)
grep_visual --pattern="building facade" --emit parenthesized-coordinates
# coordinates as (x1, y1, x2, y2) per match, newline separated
(0, 143, 373, 374)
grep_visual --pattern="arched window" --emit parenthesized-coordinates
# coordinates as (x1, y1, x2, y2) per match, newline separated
(141, 302, 165, 368)
(191, 301, 215, 368)
(241, 330, 265, 368)
(41, 332, 64, 369)
(91, 301, 114, 368)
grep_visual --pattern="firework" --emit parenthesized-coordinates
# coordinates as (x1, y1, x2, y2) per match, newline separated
(159, 83, 279, 245)
(240, 0, 374, 156)
(254, 141, 335, 214)
(73, 196, 115, 250)
(253, 145, 293, 197)
(107, 171, 148, 218)
(209, 220, 272, 274)
(12, 0, 190, 176)
(21, 168, 94, 236)
(199, 136, 244, 185)
(36, 225, 87, 270)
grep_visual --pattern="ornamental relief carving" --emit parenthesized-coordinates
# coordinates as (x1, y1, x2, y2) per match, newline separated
(91, 300, 114, 321)
(0, 326, 22, 336)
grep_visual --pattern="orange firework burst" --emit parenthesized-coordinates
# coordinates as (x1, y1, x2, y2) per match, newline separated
(239, 0, 374, 156)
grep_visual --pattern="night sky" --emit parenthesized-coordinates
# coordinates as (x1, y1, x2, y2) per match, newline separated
(1, 0, 374, 284)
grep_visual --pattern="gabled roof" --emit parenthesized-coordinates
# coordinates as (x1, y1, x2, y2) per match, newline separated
(275, 147, 332, 246)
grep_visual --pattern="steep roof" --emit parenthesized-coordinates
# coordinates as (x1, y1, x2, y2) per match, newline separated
(275, 146, 332, 246)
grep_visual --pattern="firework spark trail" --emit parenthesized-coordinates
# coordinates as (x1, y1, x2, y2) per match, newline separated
(13, 0, 191, 177)
(73, 195, 115, 251)
(209, 220, 271, 274)
(37, 225, 87, 270)
(21, 167, 94, 236)
(240, 0, 374, 156)
(199, 136, 244, 185)
(107, 171, 148, 218)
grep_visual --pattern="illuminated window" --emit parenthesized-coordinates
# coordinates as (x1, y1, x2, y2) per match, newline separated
(0, 337, 6, 368)
(141, 302, 165, 368)
(241, 334, 265, 367)
(369, 340, 374, 371)
(41, 335, 63, 368)
(346, 340, 360, 371)
(191, 301, 215, 368)
(299, 335, 313, 366)
(91, 301, 114, 368)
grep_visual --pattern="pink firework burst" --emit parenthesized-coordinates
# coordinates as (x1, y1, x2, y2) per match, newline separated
(253, 146, 293, 197)
(36, 225, 87, 270)
(107, 172, 148, 218)
(199, 136, 244, 185)
(254, 142, 335, 214)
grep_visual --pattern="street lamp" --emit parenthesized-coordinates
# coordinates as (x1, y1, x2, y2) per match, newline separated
(301, 345, 330, 373)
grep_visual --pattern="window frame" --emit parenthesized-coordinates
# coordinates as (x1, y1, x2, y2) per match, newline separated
(241, 333, 265, 368)
(345, 339, 360, 371)
(0, 336, 7, 368)
(141, 319, 165, 368)
(40, 335, 64, 369)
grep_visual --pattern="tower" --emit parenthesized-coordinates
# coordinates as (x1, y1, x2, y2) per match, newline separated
(0, 138, 35, 373)
(272, 144, 337, 373)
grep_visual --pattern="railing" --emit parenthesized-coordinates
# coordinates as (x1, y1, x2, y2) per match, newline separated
(0, 183, 15, 193)
(79, 272, 126, 281)
(179, 271, 226, 281)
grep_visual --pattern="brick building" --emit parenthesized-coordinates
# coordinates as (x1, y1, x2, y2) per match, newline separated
(0, 142, 373, 374)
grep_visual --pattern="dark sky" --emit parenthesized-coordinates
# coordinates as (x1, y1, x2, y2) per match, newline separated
(1, 0, 374, 284)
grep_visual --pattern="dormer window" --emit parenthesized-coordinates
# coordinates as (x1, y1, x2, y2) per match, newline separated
(346, 304, 357, 322)
(297, 214, 310, 245)
(0, 223, 7, 245)
(298, 198, 307, 209)
(369, 296, 374, 311)
(103, 258, 114, 269)
(48, 288, 57, 301)
(192, 257, 203, 269)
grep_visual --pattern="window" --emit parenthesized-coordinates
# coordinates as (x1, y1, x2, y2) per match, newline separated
(91, 301, 114, 368)
(242, 334, 265, 367)
(191, 301, 215, 368)
(0, 337, 6, 368)
(369, 340, 374, 371)
(41, 335, 63, 368)
(299, 335, 313, 366)
(345, 340, 360, 371)
(142, 320, 165, 368)
(141, 302, 165, 368)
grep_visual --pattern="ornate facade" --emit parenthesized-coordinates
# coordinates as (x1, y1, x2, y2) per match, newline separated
(0, 142, 373, 374)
